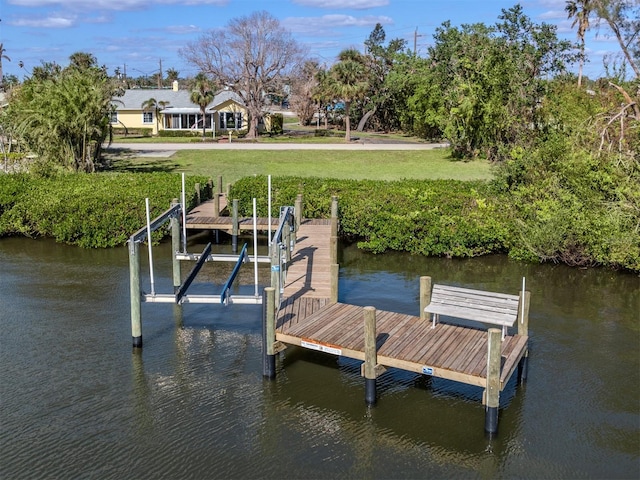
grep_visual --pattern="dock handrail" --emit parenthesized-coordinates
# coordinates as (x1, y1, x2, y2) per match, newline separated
(269, 206, 296, 308)
(128, 203, 182, 244)
(220, 243, 248, 305)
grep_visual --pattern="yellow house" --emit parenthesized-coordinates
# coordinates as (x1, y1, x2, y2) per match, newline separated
(112, 82, 248, 137)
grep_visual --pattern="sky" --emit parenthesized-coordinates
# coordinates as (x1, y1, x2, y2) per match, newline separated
(0, 0, 625, 82)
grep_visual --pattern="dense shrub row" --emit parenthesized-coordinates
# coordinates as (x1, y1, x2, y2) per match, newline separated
(231, 175, 639, 272)
(0, 173, 208, 247)
(1, 171, 637, 272)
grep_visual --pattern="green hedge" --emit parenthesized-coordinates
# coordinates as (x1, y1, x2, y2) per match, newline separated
(230, 176, 510, 258)
(0, 172, 209, 247)
(230, 175, 639, 271)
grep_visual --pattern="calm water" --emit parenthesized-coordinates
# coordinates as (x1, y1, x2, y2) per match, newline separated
(0, 237, 638, 479)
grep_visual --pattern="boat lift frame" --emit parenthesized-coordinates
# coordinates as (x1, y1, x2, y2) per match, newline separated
(127, 176, 297, 349)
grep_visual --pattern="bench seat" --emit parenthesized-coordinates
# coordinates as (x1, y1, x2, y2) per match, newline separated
(424, 284, 520, 336)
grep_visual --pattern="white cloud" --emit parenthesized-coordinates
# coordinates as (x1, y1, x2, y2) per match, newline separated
(10, 15, 76, 28)
(165, 25, 202, 35)
(292, 0, 388, 9)
(9, 0, 227, 10)
(283, 14, 393, 35)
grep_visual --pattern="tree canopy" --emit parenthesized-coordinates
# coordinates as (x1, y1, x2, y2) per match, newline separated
(180, 11, 304, 138)
(3, 53, 122, 173)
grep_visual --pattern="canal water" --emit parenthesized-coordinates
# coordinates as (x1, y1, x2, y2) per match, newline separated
(0, 237, 638, 479)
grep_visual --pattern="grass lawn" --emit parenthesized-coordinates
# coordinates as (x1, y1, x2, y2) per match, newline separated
(107, 149, 494, 184)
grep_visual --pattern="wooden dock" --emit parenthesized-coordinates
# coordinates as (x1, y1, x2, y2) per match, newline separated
(277, 301, 528, 389)
(263, 204, 530, 433)
(186, 196, 279, 232)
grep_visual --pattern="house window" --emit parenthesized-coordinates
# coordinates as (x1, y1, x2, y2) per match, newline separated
(110, 112, 118, 124)
(220, 112, 242, 130)
(142, 112, 153, 124)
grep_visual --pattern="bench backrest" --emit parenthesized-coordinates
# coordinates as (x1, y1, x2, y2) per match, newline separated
(425, 284, 520, 328)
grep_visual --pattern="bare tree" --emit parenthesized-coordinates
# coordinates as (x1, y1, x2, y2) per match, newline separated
(180, 11, 304, 138)
(593, 0, 639, 78)
(290, 60, 320, 126)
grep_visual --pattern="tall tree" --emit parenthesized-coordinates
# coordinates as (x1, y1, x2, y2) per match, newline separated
(0, 43, 10, 90)
(6, 53, 122, 172)
(190, 77, 215, 140)
(566, 0, 593, 87)
(327, 49, 368, 141)
(180, 11, 304, 138)
(593, 0, 639, 78)
(289, 60, 320, 126)
(359, 24, 407, 132)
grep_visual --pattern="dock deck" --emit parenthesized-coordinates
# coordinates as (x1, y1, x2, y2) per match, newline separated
(272, 214, 529, 398)
(277, 301, 528, 389)
(186, 196, 279, 232)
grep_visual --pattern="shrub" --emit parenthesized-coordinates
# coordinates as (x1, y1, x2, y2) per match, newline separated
(0, 172, 209, 247)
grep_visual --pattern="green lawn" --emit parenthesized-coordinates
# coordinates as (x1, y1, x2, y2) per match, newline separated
(107, 149, 494, 184)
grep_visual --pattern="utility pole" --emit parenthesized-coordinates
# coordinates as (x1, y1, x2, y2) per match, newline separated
(414, 27, 424, 56)
(158, 58, 163, 89)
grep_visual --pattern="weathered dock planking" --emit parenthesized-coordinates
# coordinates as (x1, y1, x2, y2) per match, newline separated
(276, 302, 528, 390)
(185, 196, 282, 232)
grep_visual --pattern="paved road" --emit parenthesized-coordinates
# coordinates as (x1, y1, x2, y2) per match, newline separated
(106, 141, 449, 157)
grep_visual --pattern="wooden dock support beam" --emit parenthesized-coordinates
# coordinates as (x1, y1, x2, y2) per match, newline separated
(170, 199, 181, 293)
(295, 194, 302, 231)
(128, 239, 142, 349)
(420, 276, 432, 320)
(364, 306, 377, 405)
(518, 290, 531, 383)
(263, 287, 276, 378)
(330, 264, 339, 303)
(232, 199, 239, 253)
(485, 328, 501, 434)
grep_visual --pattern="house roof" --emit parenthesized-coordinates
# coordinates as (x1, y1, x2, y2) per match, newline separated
(115, 88, 244, 111)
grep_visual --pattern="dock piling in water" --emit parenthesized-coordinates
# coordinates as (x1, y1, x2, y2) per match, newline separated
(128, 239, 142, 349)
(485, 328, 502, 433)
(263, 287, 276, 379)
(364, 306, 377, 405)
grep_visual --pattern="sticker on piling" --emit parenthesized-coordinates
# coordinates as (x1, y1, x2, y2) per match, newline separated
(301, 340, 342, 356)
(422, 366, 434, 375)
(271, 265, 280, 272)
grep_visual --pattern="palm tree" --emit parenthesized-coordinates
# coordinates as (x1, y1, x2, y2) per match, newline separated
(141, 98, 170, 135)
(0, 43, 11, 89)
(190, 78, 215, 140)
(565, 0, 593, 88)
(328, 49, 368, 141)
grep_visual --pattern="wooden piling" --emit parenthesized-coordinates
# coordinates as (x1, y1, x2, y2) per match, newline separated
(330, 263, 339, 303)
(128, 239, 142, 349)
(364, 306, 377, 405)
(213, 193, 220, 219)
(232, 199, 239, 253)
(518, 290, 531, 383)
(420, 276, 432, 320)
(217, 175, 223, 197)
(170, 199, 181, 293)
(263, 287, 276, 378)
(485, 328, 501, 433)
(195, 182, 201, 205)
(270, 243, 281, 308)
(330, 236, 338, 265)
(295, 194, 302, 231)
(331, 195, 338, 237)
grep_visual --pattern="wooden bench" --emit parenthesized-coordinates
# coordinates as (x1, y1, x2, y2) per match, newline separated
(424, 284, 521, 339)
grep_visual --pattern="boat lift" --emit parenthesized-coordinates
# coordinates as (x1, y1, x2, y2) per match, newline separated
(127, 174, 296, 349)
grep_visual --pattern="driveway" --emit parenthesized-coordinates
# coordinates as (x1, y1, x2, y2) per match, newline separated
(105, 141, 449, 157)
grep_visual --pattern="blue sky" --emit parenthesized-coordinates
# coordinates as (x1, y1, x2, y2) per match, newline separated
(0, 0, 623, 81)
